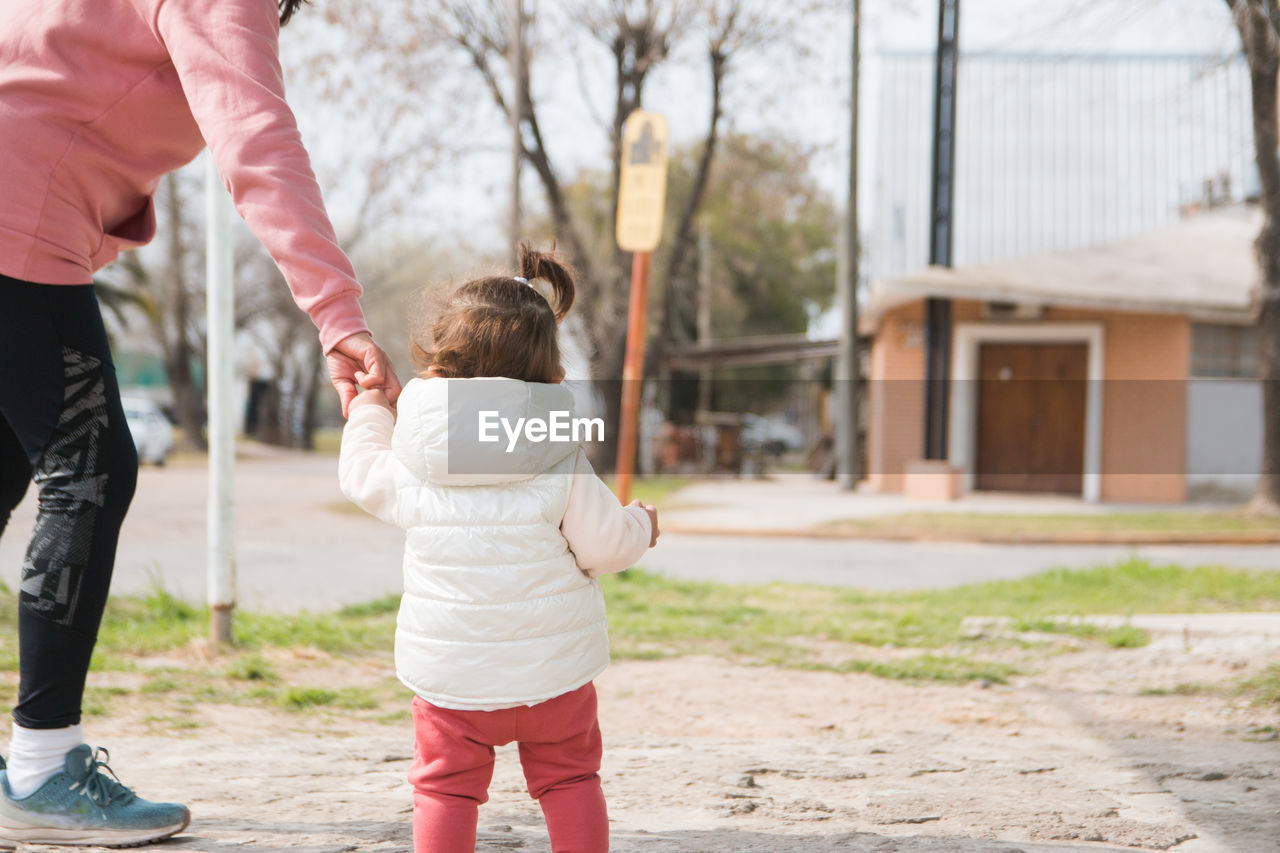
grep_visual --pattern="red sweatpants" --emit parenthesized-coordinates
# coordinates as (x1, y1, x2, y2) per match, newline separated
(409, 682, 608, 853)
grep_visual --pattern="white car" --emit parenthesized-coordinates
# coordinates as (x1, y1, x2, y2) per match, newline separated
(740, 413, 807, 456)
(121, 397, 174, 466)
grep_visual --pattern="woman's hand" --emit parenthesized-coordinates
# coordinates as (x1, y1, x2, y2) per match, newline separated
(328, 332, 403, 418)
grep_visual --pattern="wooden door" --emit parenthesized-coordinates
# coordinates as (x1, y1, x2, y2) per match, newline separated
(974, 343, 1087, 494)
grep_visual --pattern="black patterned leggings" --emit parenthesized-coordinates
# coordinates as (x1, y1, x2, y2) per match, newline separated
(0, 275, 137, 729)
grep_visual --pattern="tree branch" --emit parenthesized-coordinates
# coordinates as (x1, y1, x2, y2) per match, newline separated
(656, 36, 729, 349)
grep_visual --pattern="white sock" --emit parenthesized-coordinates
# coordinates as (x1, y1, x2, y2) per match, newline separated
(6, 723, 83, 798)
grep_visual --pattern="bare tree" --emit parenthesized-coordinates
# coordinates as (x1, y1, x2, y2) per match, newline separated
(100, 0, 455, 451)
(111, 173, 210, 451)
(423, 0, 836, 467)
(235, 0, 458, 448)
(652, 2, 781, 355)
(1225, 0, 1280, 511)
(104, 168, 288, 452)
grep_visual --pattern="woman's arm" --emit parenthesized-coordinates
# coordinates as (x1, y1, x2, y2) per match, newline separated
(150, 0, 403, 413)
(151, 0, 364, 352)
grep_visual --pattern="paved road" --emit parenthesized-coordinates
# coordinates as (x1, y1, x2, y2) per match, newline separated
(1, 453, 1278, 611)
(643, 534, 1280, 589)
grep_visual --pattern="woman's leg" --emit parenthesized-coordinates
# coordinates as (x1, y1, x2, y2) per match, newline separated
(0, 415, 32, 542)
(409, 697, 508, 853)
(0, 276, 188, 844)
(516, 685, 609, 853)
(0, 279, 137, 733)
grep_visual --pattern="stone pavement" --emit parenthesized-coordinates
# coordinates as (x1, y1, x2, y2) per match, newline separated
(29, 713, 1273, 853)
(639, 533, 1280, 589)
(662, 476, 1228, 534)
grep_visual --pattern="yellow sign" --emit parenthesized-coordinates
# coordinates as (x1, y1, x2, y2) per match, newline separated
(615, 111, 670, 253)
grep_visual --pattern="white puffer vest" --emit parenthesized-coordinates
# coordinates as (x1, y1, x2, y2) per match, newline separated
(387, 377, 608, 710)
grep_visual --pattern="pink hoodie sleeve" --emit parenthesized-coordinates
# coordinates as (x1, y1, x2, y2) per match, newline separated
(561, 450, 653, 578)
(151, 0, 369, 353)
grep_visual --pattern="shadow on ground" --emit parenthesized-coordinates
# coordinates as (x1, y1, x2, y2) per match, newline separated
(147, 820, 1146, 853)
(601, 829, 1140, 852)
(1064, 703, 1280, 852)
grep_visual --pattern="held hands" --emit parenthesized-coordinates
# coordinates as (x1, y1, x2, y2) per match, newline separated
(328, 332, 403, 418)
(348, 387, 393, 415)
(629, 500, 660, 548)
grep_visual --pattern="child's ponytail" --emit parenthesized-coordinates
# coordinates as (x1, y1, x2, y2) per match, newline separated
(411, 242, 576, 384)
(518, 242, 575, 322)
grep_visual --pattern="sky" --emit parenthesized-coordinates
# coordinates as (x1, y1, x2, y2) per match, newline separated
(283, 0, 1242, 256)
(137, 0, 1248, 392)
(269, 0, 1249, 357)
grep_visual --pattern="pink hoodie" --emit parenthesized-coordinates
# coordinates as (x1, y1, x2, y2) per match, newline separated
(0, 0, 369, 352)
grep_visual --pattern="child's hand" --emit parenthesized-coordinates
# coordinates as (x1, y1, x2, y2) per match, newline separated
(328, 332, 402, 418)
(349, 388, 394, 416)
(629, 500, 660, 548)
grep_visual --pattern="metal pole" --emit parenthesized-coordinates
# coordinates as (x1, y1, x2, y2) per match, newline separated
(614, 251, 653, 505)
(924, 0, 960, 461)
(837, 0, 863, 490)
(509, 0, 525, 265)
(697, 219, 713, 421)
(205, 157, 236, 644)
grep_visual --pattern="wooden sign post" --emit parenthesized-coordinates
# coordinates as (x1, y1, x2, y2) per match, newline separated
(614, 111, 669, 504)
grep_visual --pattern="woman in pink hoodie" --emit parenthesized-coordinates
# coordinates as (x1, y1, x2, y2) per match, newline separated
(0, 0, 401, 845)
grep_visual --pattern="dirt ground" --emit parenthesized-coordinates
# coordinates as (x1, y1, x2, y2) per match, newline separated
(12, 625, 1277, 853)
(2, 454, 1277, 851)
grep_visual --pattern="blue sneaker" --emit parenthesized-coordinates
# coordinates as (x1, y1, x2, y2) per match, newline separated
(0, 744, 189, 847)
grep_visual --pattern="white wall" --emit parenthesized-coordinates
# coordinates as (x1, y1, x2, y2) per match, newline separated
(1186, 379, 1262, 501)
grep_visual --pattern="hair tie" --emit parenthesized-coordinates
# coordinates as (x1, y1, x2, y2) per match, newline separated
(513, 276, 530, 285)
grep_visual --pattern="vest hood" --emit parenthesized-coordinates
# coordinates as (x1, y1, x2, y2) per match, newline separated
(392, 377, 581, 486)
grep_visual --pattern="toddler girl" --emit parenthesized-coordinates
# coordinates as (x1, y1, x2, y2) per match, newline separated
(338, 244, 658, 853)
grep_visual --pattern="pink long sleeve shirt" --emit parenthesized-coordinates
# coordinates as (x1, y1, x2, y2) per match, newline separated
(0, 0, 369, 352)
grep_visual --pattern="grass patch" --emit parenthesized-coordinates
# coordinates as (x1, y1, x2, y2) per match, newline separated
(1140, 683, 1214, 697)
(329, 687, 382, 711)
(279, 686, 338, 710)
(928, 560, 1280, 619)
(224, 654, 279, 682)
(1010, 618, 1100, 639)
(1010, 617, 1150, 649)
(277, 685, 380, 712)
(1242, 664, 1280, 705)
(141, 675, 180, 694)
(144, 715, 201, 734)
(826, 511, 1280, 540)
(807, 655, 1019, 684)
(81, 686, 131, 717)
(337, 595, 401, 619)
(79, 585, 399, 672)
(603, 558, 1280, 659)
(1103, 625, 1151, 649)
(93, 588, 206, 662)
(0, 558, 1270, 701)
(233, 608, 395, 653)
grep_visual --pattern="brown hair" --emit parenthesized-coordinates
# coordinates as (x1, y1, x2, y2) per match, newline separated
(412, 243, 576, 384)
(279, 0, 307, 26)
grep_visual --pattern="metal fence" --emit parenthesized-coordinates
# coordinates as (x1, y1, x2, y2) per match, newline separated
(869, 51, 1253, 283)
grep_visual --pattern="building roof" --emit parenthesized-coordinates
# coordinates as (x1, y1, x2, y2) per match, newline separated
(658, 335, 842, 370)
(867, 206, 1262, 327)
